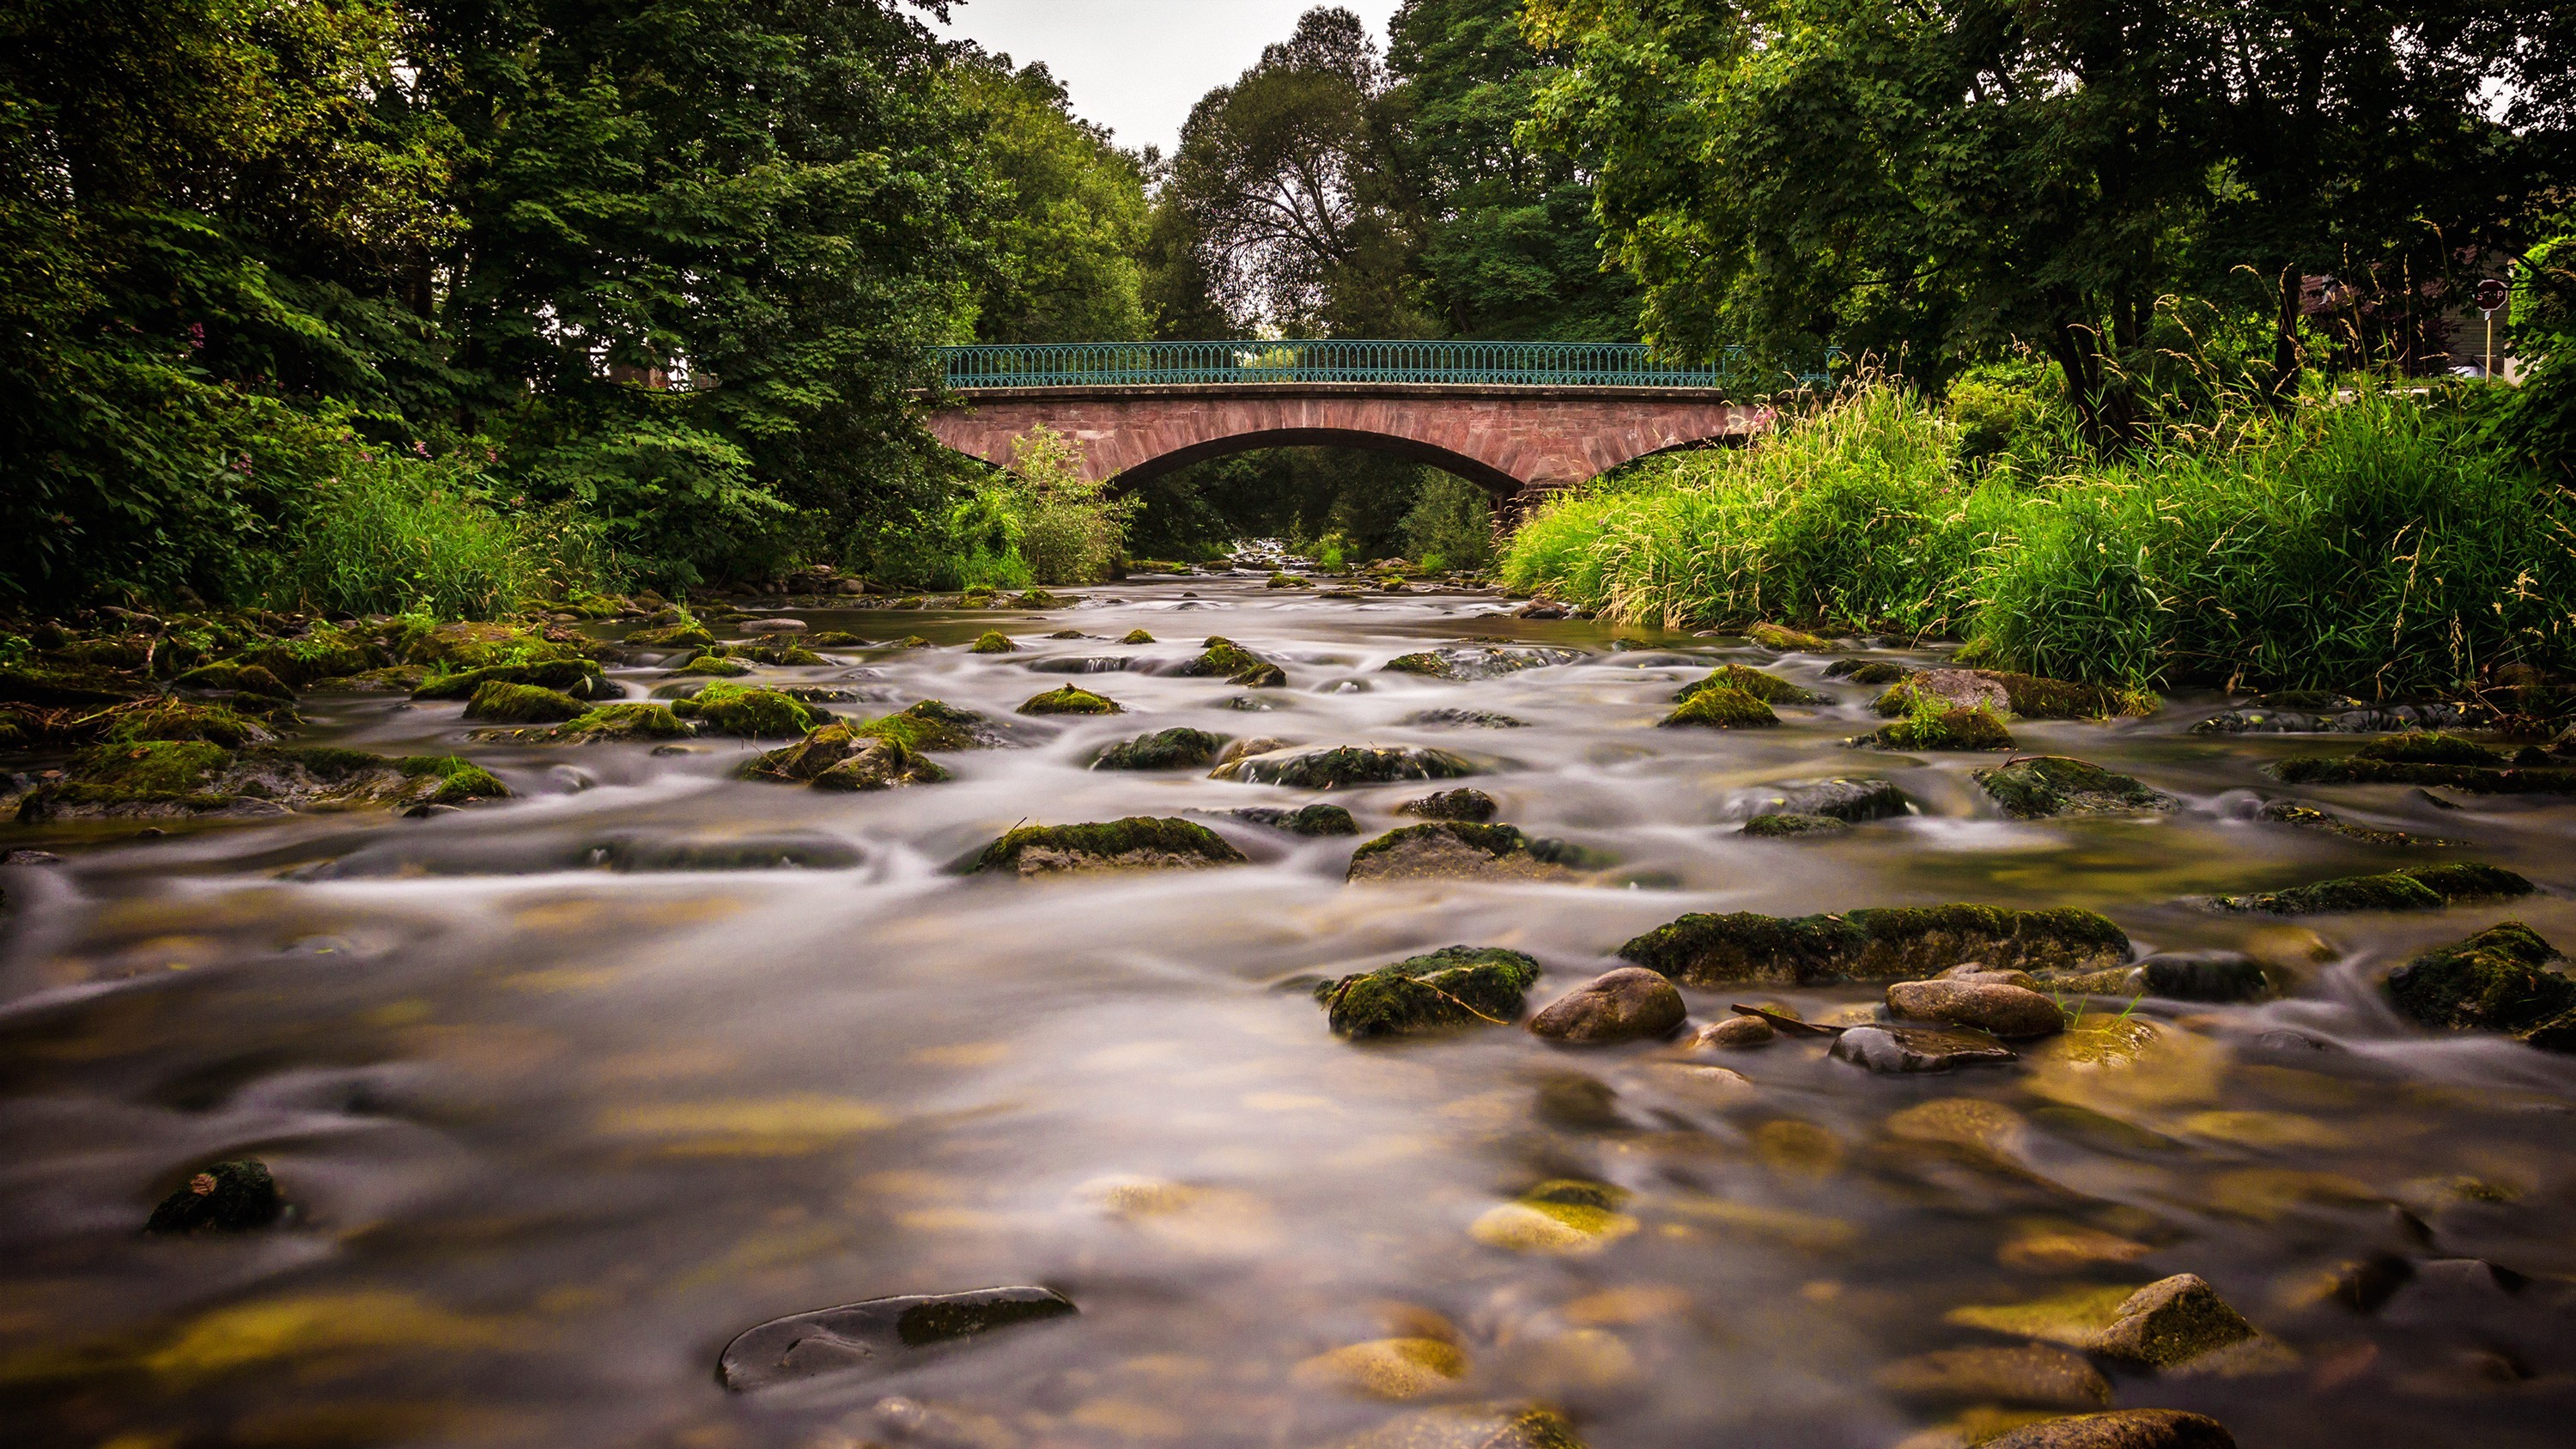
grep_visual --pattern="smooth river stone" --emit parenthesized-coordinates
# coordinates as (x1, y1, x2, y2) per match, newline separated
(1528, 967, 1686, 1044)
(718, 1287, 1077, 1391)
(1886, 979, 2067, 1038)
(1983, 1409, 2238, 1449)
(1829, 1024, 2016, 1073)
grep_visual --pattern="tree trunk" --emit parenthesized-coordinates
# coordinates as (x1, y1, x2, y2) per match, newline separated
(2043, 317, 2136, 455)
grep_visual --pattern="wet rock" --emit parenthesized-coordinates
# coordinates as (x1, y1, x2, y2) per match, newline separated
(172, 661, 296, 702)
(1746, 623, 1838, 651)
(734, 643, 825, 667)
(2, 849, 63, 865)
(1167, 636, 1287, 687)
(1336, 1403, 1588, 1449)
(145, 1159, 283, 1233)
(1974, 757, 2179, 819)
(1469, 1179, 1638, 1255)
(523, 703, 690, 744)
(2, 660, 157, 707)
(804, 630, 868, 648)
(1227, 803, 1358, 836)
(1947, 1274, 2286, 1373)
(1294, 1336, 1468, 1399)
(1742, 813, 1847, 837)
(670, 683, 815, 737)
(1941, 962, 2041, 988)
(1619, 904, 2130, 987)
(1755, 776, 1911, 822)
(1830, 1024, 2017, 1073)
(460, 680, 588, 724)
(1318, 946, 1543, 1038)
(717, 1286, 1077, 1391)
(1983, 1410, 2238, 1449)
(1674, 663, 1828, 705)
(1400, 707, 1528, 728)
(969, 817, 1246, 876)
(1212, 744, 1473, 788)
(1397, 787, 1498, 821)
(1528, 967, 1686, 1044)
(19, 743, 505, 821)
(1092, 728, 1228, 770)
(968, 631, 1018, 654)
(1119, 629, 1156, 644)
(1851, 707, 2015, 751)
(1873, 1344, 2111, 1409)
(1346, 823, 1575, 883)
(1689, 1014, 1776, 1049)
(1026, 654, 1132, 674)
(2384, 922, 2576, 1050)
(815, 738, 951, 791)
(1659, 685, 1778, 728)
(1382, 646, 1584, 680)
(740, 618, 808, 634)
(625, 623, 714, 648)
(1886, 979, 2066, 1038)
(592, 832, 864, 871)
(1824, 658, 1911, 685)
(412, 658, 610, 701)
(2207, 861, 2531, 915)
(1876, 668, 2147, 721)
(2251, 799, 2459, 846)
(2269, 740, 2576, 792)
(857, 699, 1006, 752)
(2193, 701, 2471, 735)
(1017, 684, 1122, 715)
(2038, 951, 2270, 1003)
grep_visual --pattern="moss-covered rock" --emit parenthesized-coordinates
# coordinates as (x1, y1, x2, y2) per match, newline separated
(667, 654, 753, 677)
(1018, 684, 1122, 715)
(546, 703, 689, 743)
(1746, 623, 1838, 651)
(1225, 803, 1358, 836)
(2037, 952, 2272, 1003)
(2384, 922, 2576, 1050)
(815, 738, 951, 791)
(462, 680, 589, 724)
(1974, 756, 2181, 819)
(1170, 636, 1286, 687)
(670, 682, 815, 737)
(624, 624, 714, 648)
(1674, 663, 1827, 705)
(1395, 787, 1497, 821)
(0, 659, 155, 708)
(1212, 744, 1474, 788)
(1756, 777, 1910, 821)
(739, 724, 866, 782)
(2355, 731, 2510, 766)
(969, 816, 1247, 875)
(1382, 646, 1584, 680)
(2267, 755, 2576, 792)
(226, 626, 377, 688)
(1742, 813, 1849, 837)
(2251, 800, 2459, 846)
(390, 618, 584, 672)
(1267, 572, 1301, 588)
(734, 644, 826, 667)
(1946, 1274, 2281, 1373)
(1468, 1179, 1639, 1255)
(804, 630, 867, 648)
(2208, 861, 2531, 915)
(1120, 629, 1156, 644)
(100, 701, 273, 748)
(170, 661, 296, 702)
(145, 1159, 284, 1233)
(1399, 707, 1528, 728)
(969, 630, 1018, 654)
(1619, 904, 2130, 987)
(1823, 659, 1910, 685)
(1876, 667, 2148, 721)
(1347, 822, 1575, 883)
(1014, 588, 1069, 608)
(19, 743, 507, 821)
(1852, 706, 2015, 751)
(413, 658, 608, 700)
(1981, 1409, 2239, 1449)
(1659, 685, 1778, 728)
(859, 699, 1005, 751)
(1316, 946, 1542, 1038)
(1093, 727, 1228, 770)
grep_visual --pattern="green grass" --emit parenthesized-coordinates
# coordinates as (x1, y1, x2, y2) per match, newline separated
(1500, 384, 2576, 693)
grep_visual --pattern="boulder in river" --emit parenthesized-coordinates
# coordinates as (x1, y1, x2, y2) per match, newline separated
(2037, 951, 2271, 1003)
(1317, 945, 1542, 1038)
(18, 742, 506, 821)
(1690, 1014, 1776, 1048)
(1018, 684, 1122, 715)
(1741, 813, 1847, 837)
(146, 1158, 284, 1233)
(1347, 822, 1576, 883)
(671, 683, 815, 737)
(1659, 685, 1777, 728)
(1753, 776, 1910, 822)
(1528, 967, 1686, 1044)
(968, 630, 1018, 654)
(1618, 904, 2130, 987)
(1167, 636, 1286, 687)
(1984, 1409, 2238, 1449)
(1382, 646, 1585, 680)
(858, 699, 1006, 751)
(717, 1286, 1077, 1391)
(2384, 922, 2576, 1050)
(1469, 1179, 1638, 1255)
(1946, 1273, 2289, 1375)
(667, 654, 753, 677)
(1674, 663, 1826, 705)
(1830, 1024, 2017, 1073)
(1885, 978, 2066, 1038)
(1746, 623, 1839, 652)
(1872, 1343, 2111, 1408)
(815, 737, 950, 791)
(1973, 756, 2180, 819)
(969, 817, 1246, 876)
(1226, 803, 1358, 836)
(1212, 743, 1474, 788)
(2192, 700, 2470, 735)
(1120, 629, 1156, 644)
(461, 680, 588, 724)
(1397, 787, 1498, 821)
(2206, 861, 2530, 915)
(1850, 706, 2015, 751)
(1093, 727, 1229, 770)
(1823, 658, 1910, 685)
(413, 658, 611, 701)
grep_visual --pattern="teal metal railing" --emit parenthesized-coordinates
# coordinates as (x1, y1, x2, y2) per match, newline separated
(936, 339, 1832, 391)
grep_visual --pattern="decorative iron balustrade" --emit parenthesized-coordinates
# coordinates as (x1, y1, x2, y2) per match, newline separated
(935, 339, 1833, 391)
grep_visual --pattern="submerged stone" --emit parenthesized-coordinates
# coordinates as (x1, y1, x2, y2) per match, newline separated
(1336, 1404, 1588, 1449)
(1093, 727, 1229, 770)
(2252, 799, 2459, 846)
(1830, 1024, 2016, 1073)
(1528, 967, 1686, 1044)
(1317, 946, 1543, 1038)
(2384, 922, 2576, 1050)
(1397, 787, 1498, 821)
(670, 683, 815, 737)
(1347, 822, 1575, 883)
(1674, 663, 1827, 705)
(1873, 1343, 2111, 1409)
(461, 680, 588, 724)
(1885, 978, 2066, 1038)
(970, 817, 1246, 875)
(592, 832, 865, 871)
(1823, 658, 1911, 685)
(1168, 636, 1286, 687)
(1618, 904, 2129, 987)
(1660, 685, 1777, 728)
(1227, 803, 1358, 836)
(1754, 776, 1911, 822)
(1212, 744, 1474, 788)
(1400, 707, 1528, 728)
(1973, 757, 2179, 819)
(1018, 684, 1123, 715)
(1294, 1337, 1468, 1400)
(145, 1159, 283, 1233)
(2207, 861, 2531, 915)
(1027, 654, 1132, 674)
(1382, 646, 1584, 680)
(1946, 1274, 2287, 1375)
(2039, 951, 2271, 1003)
(1742, 813, 1847, 837)
(1746, 623, 1838, 651)
(717, 1286, 1077, 1391)
(1851, 706, 2015, 751)
(1469, 1180, 1638, 1255)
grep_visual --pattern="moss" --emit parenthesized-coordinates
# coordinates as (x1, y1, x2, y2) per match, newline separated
(1972, 756, 2179, 818)
(960, 585, 999, 606)
(1228, 803, 1358, 836)
(669, 682, 815, 737)
(1214, 745, 1475, 788)
(969, 630, 1018, 654)
(813, 737, 951, 791)
(1824, 659, 1911, 685)
(391, 619, 585, 670)
(170, 661, 297, 702)
(413, 659, 605, 700)
(1619, 904, 2130, 986)
(1267, 572, 1300, 588)
(739, 724, 860, 782)
(2210, 862, 2533, 915)
(970, 816, 1247, 874)
(1093, 728, 1228, 770)
(228, 628, 375, 688)
(2385, 922, 2576, 1048)
(1317, 946, 1544, 1038)
(1996, 672, 2152, 720)
(2253, 800, 2458, 846)
(666, 654, 753, 677)
(736, 644, 825, 667)
(391, 754, 510, 804)
(625, 624, 714, 648)
(1944, 1275, 2265, 1370)
(1172, 636, 1285, 687)
(101, 702, 271, 748)
(1675, 663, 1827, 705)
(1018, 684, 1123, 715)
(462, 681, 588, 724)
(1660, 685, 1778, 728)
(1747, 622, 1837, 651)
(1014, 588, 1068, 608)
(2268, 755, 2576, 792)
(1349, 821, 1530, 865)
(553, 703, 689, 742)
(1742, 813, 1849, 837)
(0, 661, 150, 708)
(805, 631, 866, 648)
(70, 740, 232, 797)
(2354, 731, 2508, 766)
(1382, 652, 1449, 675)
(856, 699, 1001, 752)
(1857, 706, 2014, 751)
(1120, 629, 1156, 644)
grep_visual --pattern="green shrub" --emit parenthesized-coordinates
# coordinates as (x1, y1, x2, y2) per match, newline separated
(270, 444, 607, 619)
(1400, 475, 1493, 571)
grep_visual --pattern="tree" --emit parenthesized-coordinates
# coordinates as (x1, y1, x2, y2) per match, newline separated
(957, 52, 1152, 344)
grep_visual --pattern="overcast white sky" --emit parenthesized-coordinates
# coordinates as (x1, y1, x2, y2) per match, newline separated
(936, 0, 1404, 155)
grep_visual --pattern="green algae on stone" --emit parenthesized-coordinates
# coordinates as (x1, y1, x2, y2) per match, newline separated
(1742, 813, 1850, 837)
(1823, 659, 1910, 685)
(1120, 629, 1156, 644)
(2385, 922, 2576, 1050)
(1018, 684, 1122, 715)
(734, 644, 826, 667)
(1013, 588, 1069, 608)
(1674, 663, 1827, 705)
(462, 680, 588, 724)
(1171, 636, 1286, 687)
(857, 699, 1005, 752)
(100, 701, 274, 748)
(412, 659, 609, 701)
(1092, 728, 1229, 770)
(1946, 1274, 2286, 1375)
(1974, 756, 2180, 819)
(670, 683, 815, 738)
(815, 739, 951, 791)
(969, 816, 1246, 875)
(2208, 861, 2531, 915)
(1875, 667, 2148, 721)
(1659, 685, 1777, 728)
(1347, 822, 1572, 882)
(1746, 622, 1838, 651)
(969, 630, 1018, 654)
(1316, 946, 1542, 1038)
(1619, 904, 2130, 987)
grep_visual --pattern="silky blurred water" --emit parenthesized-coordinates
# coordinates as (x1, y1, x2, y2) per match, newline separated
(1, 578, 2571, 1448)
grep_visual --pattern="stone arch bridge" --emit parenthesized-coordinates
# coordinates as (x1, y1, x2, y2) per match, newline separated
(925, 341, 1783, 522)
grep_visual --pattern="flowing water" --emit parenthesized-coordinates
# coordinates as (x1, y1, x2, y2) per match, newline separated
(3, 578, 2573, 1448)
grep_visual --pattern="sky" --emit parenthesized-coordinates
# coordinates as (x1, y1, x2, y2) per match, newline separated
(935, 0, 1405, 156)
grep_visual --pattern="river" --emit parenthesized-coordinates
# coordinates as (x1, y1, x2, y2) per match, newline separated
(3, 575, 2571, 1448)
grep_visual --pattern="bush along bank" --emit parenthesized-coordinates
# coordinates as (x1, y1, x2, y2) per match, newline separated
(1498, 384, 2576, 719)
